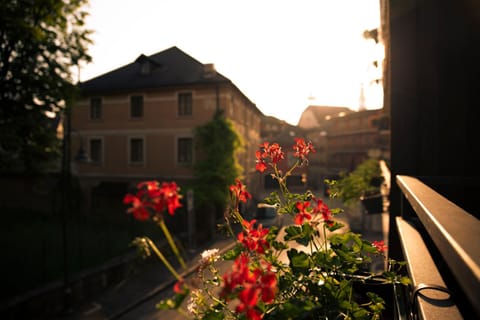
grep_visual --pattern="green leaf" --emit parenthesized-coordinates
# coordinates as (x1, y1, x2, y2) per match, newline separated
(399, 276, 412, 285)
(284, 224, 314, 246)
(272, 240, 288, 251)
(203, 309, 225, 320)
(284, 225, 302, 240)
(352, 233, 363, 247)
(326, 220, 344, 232)
(288, 248, 310, 271)
(353, 308, 370, 318)
(267, 226, 280, 239)
(222, 245, 241, 260)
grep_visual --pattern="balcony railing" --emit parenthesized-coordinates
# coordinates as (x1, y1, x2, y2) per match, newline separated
(395, 175, 480, 319)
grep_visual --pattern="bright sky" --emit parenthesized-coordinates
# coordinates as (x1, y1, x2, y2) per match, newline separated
(80, 0, 384, 125)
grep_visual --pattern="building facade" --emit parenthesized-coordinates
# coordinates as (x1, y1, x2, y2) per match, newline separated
(70, 47, 264, 210)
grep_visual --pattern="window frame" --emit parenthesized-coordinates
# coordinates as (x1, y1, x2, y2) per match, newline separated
(130, 95, 144, 119)
(88, 137, 103, 164)
(177, 92, 193, 117)
(128, 136, 145, 165)
(176, 136, 193, 165)
(90, 97, 102, 120)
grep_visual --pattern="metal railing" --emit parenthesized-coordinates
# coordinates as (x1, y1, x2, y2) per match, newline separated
(396, 175, 480, 319)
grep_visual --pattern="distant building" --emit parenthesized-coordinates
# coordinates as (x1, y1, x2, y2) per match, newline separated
(70, 46, 264, 210)
(325, 109, 387, 174)
(297, 106, 353, 189)
(297, 105, 353, 129)
(297, 106, 389, 189)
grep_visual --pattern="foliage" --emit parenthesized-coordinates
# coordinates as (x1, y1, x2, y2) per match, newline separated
(193, 109, 244, 211)
(124, 138, 410, 319)
(0, 0, 92, 173)
(329, 158, 384, 207)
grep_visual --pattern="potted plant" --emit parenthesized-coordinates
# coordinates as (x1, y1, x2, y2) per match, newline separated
(123, 138, 409, 319)
(330, 158, 385, 215)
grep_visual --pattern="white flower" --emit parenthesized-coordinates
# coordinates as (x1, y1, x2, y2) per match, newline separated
(186, 289, 202, 315)
(200, 248, 220, 265)
(186, 297, 197, 315)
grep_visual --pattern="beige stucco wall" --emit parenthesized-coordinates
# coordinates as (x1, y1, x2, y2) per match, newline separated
(70, 84, 262, 195)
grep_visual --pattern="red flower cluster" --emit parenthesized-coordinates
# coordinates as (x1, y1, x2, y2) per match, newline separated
(293, 137, 316, 161)
(221, 253, 277, 320)
(230, 179, 252, 203)
(238, 219, 270, 254)
(123, 181, 182, 221)
(255, 142, 285, 173)
(294, 198, 334, 226)
(372, 240, 388, 253)
(255, 139, 315, 173)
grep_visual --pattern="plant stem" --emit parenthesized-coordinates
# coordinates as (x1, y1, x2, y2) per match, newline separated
(158, 219, 187, 270)
(224, 210, 237, 237)
(145, 237, 182, 281)
(322, 224, 328, 255)
(233, 208, 245, 226)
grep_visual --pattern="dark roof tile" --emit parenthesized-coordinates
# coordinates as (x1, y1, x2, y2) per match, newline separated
(80, 46, 231, 95)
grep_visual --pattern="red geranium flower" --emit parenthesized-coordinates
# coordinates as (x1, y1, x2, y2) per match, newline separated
(123, 194, 150, 221)
(259, 266, 277, 303)
(173, 279, 187, 294)
(238, 220, 270, 254)
(293, 137, 316, 161)
(230, 179, 252, 203)
(221, 254, 277, 320)
(160, 182, 182, 215)
(123, 180, 182, 221)
(314, 198, 334, 226)
(255, 142, 285, 172)
(294, 201, 313, 225)
(255, 151, 268, 173)
(372, 240, 388, 253)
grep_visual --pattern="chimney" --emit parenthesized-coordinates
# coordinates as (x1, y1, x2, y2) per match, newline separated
(203, 63, 216, 78)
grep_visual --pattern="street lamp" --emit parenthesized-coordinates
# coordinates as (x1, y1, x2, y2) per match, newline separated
(60, 103, 72, 314)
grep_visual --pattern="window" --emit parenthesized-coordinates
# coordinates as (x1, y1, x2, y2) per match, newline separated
(178, 92, 192, 116)
(130, 95, 144, 118)
(129, 137, 144, 164)
(89, 138, 103, 163)
(177, 137, 193, 164)
(90, 97, 102, 120)
(140, 62, 151, 75)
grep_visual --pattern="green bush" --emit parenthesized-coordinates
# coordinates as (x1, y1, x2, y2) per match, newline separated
(330, 158, 384, 207)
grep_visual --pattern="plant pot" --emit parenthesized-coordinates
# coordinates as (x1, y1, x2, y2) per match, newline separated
(361, 194, 384, 215)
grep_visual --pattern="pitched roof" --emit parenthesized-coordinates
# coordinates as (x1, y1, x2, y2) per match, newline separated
(79, 46, 232, 95)
(303, 105, 353, 123)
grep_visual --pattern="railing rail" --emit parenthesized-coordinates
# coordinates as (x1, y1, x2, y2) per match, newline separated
(396, 175, 480, 317)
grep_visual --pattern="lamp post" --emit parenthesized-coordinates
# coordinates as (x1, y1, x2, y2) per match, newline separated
(61, 102, 72, 313)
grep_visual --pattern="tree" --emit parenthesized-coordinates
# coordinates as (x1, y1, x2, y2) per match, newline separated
(193, 109, 244, 216)
(0, 0, 92, 173)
